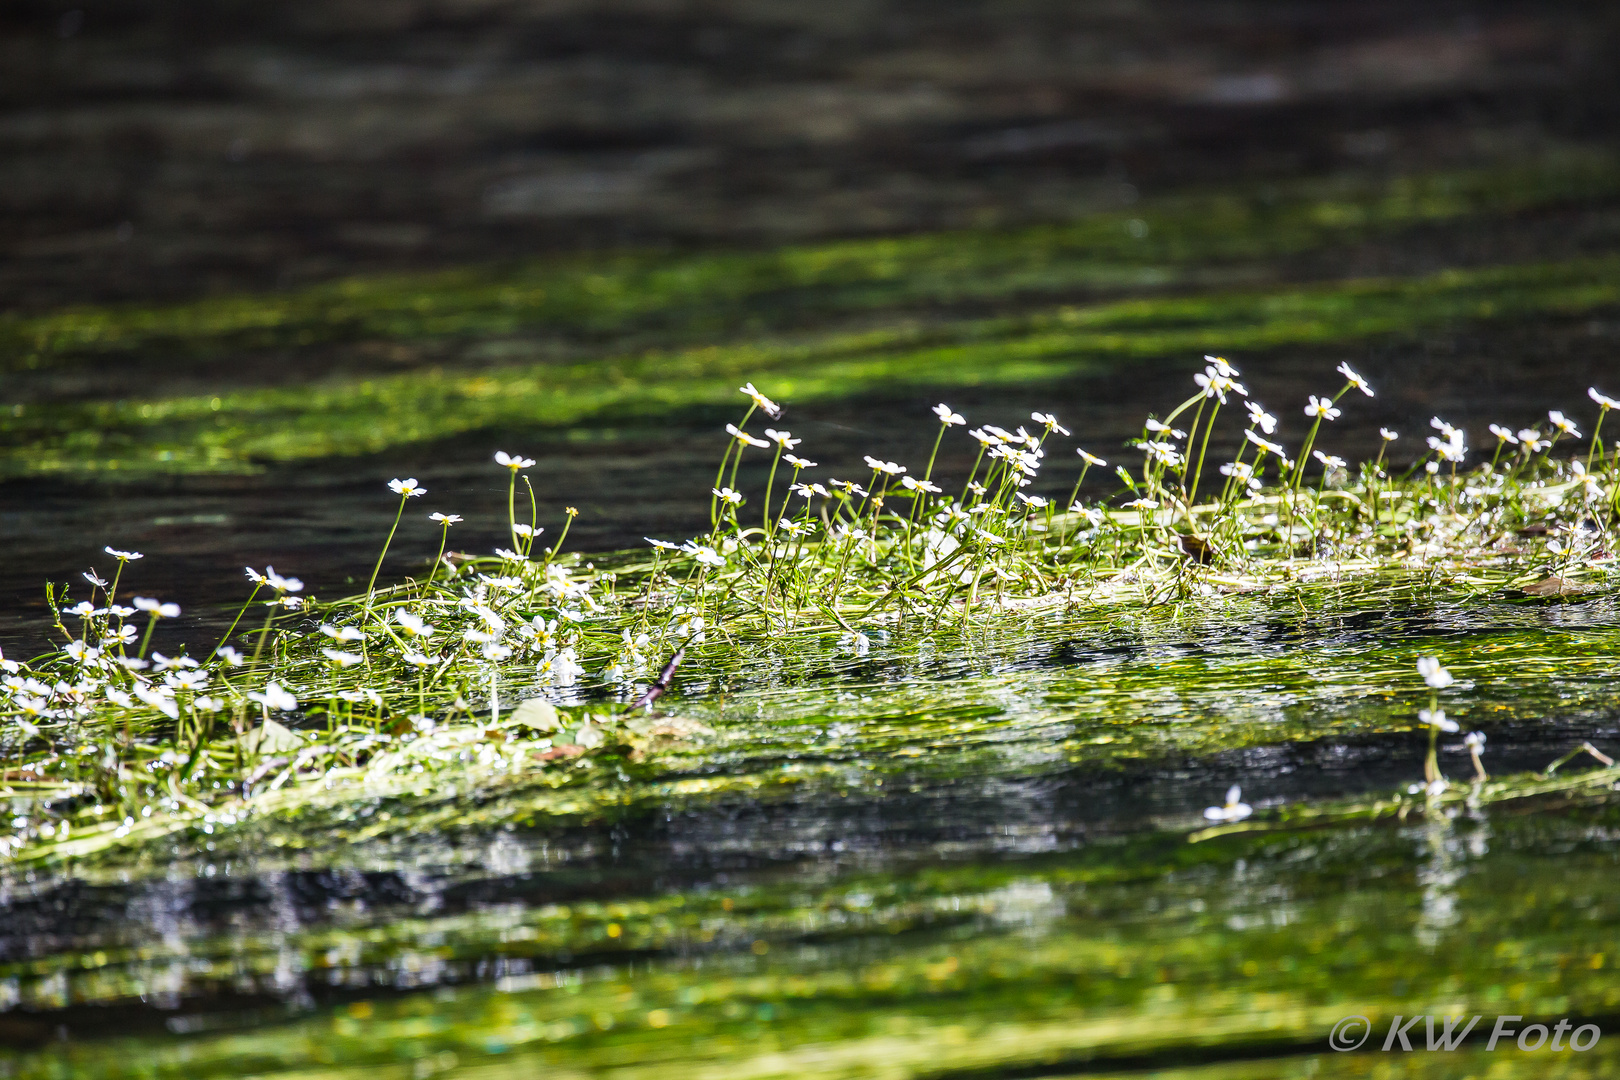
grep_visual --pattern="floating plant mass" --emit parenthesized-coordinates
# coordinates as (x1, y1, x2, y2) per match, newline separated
(1, 360, 1618, 864)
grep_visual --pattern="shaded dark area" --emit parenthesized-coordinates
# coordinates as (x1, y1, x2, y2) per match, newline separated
(2, 0, 1618, 310)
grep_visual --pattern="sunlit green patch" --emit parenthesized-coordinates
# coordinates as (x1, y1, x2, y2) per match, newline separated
(6, 254, 1620, 477)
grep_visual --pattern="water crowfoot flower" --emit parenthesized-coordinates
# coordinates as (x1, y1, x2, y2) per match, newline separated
(494, 451, 535, 471)
(1418, 708, 1459, 732)
(1246, 402, 1278, 434)
(863, 456, 906, 476)
(105, 547, 143, 561)
(1548, 410, 1581, 438)
(1203, 785, 1252, 822)
(1590, 387, 1620, 411)
(713, 486, 744, 506)
(430, 512, 463, 526)
(1030, 412, 1070, 436)
(764, 429, 800, 448)
(738, 382, 781, 419)
(1417, 656, 1454, 689)
(1304, 396, 1341, 421)
(1379, 427, 1398, 442)
(388, 478, 426, 498)
(725, 423, 770, 449)
(322, 649, 363, 668)
(1335, 362, 1374, 396)
(247, 681, 298, 712)
(784, 454, 816, 469)
(933, 404, 966, 425)
(133, 597, 181, 618)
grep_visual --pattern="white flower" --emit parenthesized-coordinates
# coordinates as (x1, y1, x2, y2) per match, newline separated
(403, 651, 439, 667)
(150, 652, 198, 671)
(901, 476, 942, 494)
(967, 427, 1001, 446)
(493, 547, 525, 561)
(1203, 785, 1252, 822)
(1313, 451, 1346, 469)
(1335, 362, 1373, 396)
(1124, 497, 1159, 510)
(1031, 411, 1070, 435)
(133, 685, 179, 720)
(481, 642, 513, 662)
(1076, 449, 1107, 466)
(1548, 410, 1580, 437)
(1427, 429, 1467, 463)
(320, 649, 362, 667)
(863, 456, 907, 476)
(1304, 396, 1340, 420)
(430, 512, 463, 525)
(66, 601, 96, 619)
(738, 381, 781, 418)
(1204, 355, 1240, 377)
(831, 478, 869, 497)
(389, 478, 426, 498)
(1141, 441, 1183, 467)
(1379, 427, 1399, 442)
(933, 404, 966, 425)
(1244, 401, 1277, 434)
(841, 631, 871, 656)
(712, 486, 744, 506)
(82, 571, 109, 588)
(538, 648, 586, 686)
(264, 566, 303, 593)
(684, 543, 725, 568)
(1194, 367, 1246, 403)
(1517, 428, 1550, 452)
(646, 537, 681, 550)
(784, 453, 817, 469)
(791, 481, 830, 499)
(247, 681, 298, 712)
(133, 597, 181, 618)
(1416, 656, 1454, 689)
(1464, 731, 1486, 753)
(63, 640, 99, 664)
(725, 423, 770, 449)
(1488, 424, 1518, 444)
(1144, 419, 1186, 438)
(216, 646, 245, 667)
(1590, 387, 1620, 411)
(1418, 708, 1459, 733)
(494, 451, 535, 470)
(764, 428, 801, 448)
(165, 669, 209, 691)
(104, 547, 143, 560)
(193, 695, 224, 713)
(512, 523, 536, 538)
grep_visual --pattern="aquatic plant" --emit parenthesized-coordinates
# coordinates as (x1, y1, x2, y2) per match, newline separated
(0, 362, 1617, 865)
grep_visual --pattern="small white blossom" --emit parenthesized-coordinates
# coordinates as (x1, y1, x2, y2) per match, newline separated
(104, 547, 144, 560)
(1030, 411, 1070, 435)
(725, 423, 770, 449)
(738, 381, 781, 418)
(430, 512, 463, 525)
(1590, 387, 1620, 411)
(248, 681, 298, 712)
(863, 456, 907, 476)
(712, 486, 744, 506)
(1379, 427, 1399, 442)
(1548, 410, 1581, 437)
(1245, 401, 1278, 434)
(784, 453, 817, 469)
(1418, 708, 1458, 733)
(133, 597, 181, 618)
(764, 428, 801, 448)
(933, 404, 966, 425)
(1304, 396, 1340, 421)
(1204, 785, 1252, 823)
(1417, 656, 1454, 689)
(494, 451, 535, 470)
(1335, 362, 1373, 396)
(388, 478, 426, 497)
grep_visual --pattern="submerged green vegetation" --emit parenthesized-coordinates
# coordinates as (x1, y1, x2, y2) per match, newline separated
(2, 362, 1617, 870)
(4, 152, 1620, 477)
